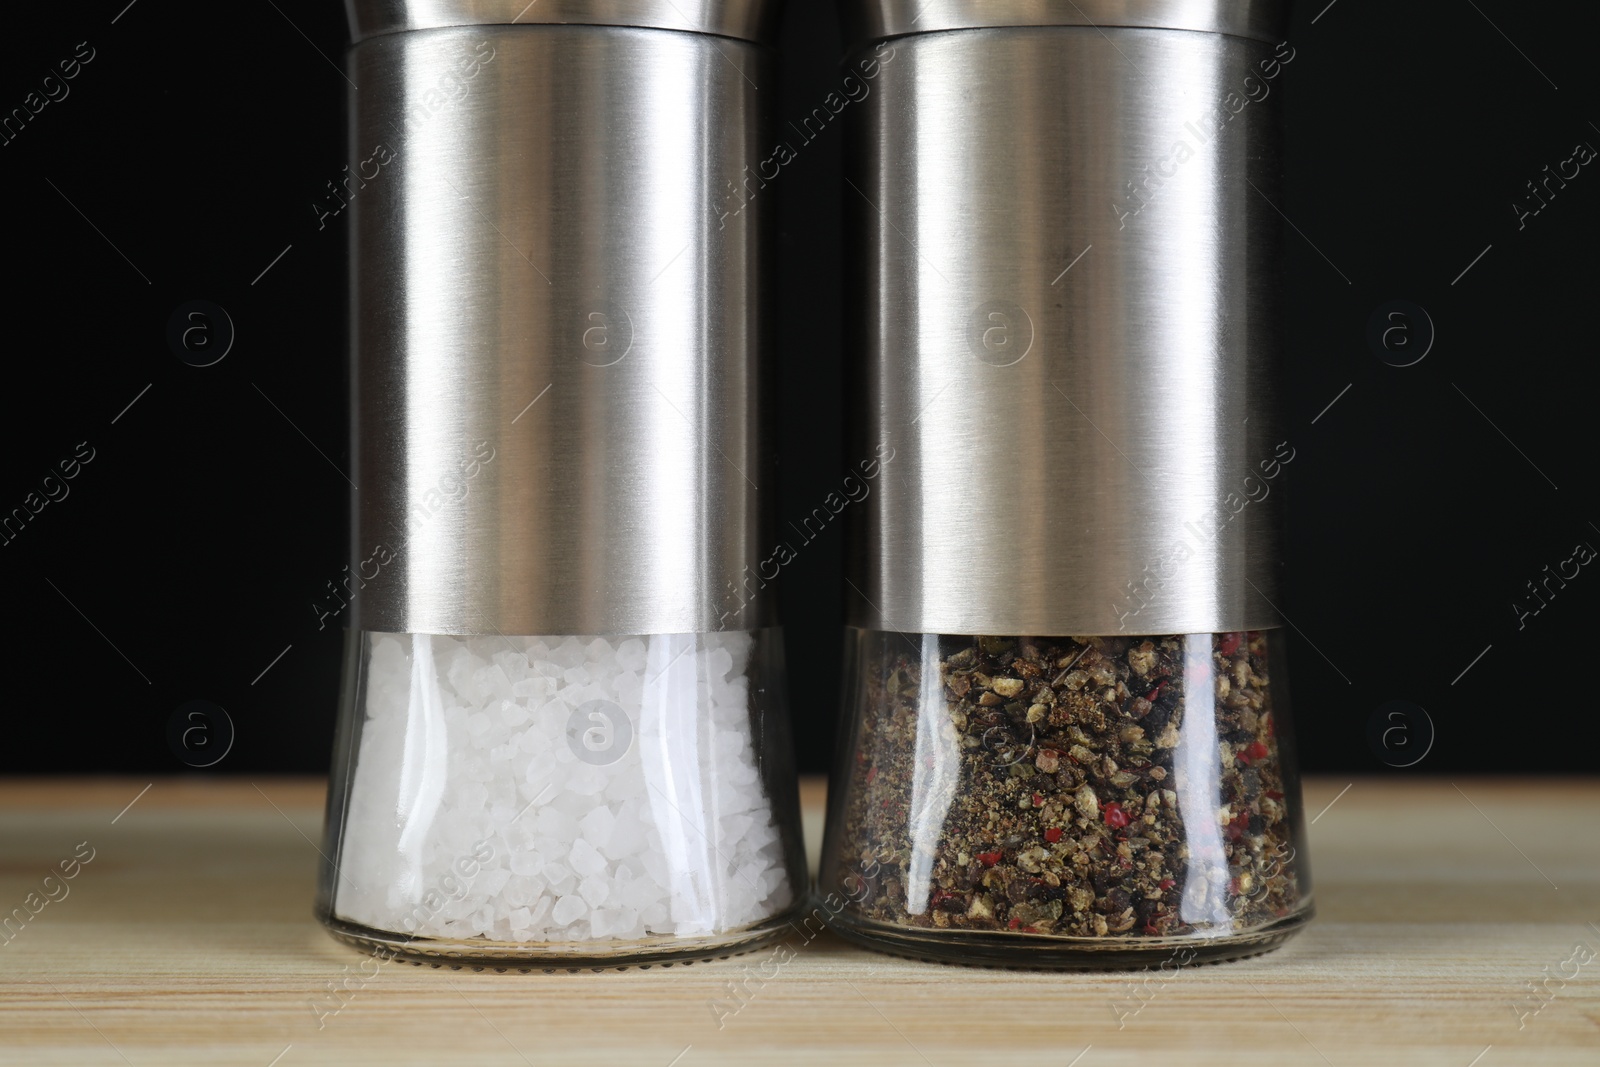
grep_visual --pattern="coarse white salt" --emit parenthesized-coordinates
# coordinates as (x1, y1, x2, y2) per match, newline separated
(551, 894, 587, 926)
(331, 631, 794, 944)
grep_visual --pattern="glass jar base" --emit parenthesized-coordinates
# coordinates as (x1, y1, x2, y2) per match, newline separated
(318, 908, 803, 971)
(823, 904, 1314, 971)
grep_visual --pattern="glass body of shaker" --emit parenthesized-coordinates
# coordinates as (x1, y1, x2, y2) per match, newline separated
(820, 630, 1309, 967)
(320, 629, 804, 966)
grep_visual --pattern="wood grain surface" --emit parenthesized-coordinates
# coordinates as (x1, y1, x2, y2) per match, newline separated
(1, 776, 1596, 1065)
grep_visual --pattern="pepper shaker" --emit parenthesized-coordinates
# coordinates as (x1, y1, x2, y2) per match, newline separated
(317, 0, 804, 968)
(820, 0, 1313, 967)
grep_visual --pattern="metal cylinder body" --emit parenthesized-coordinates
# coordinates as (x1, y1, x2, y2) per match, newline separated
(347, 7, 775, 637)
(844, 6, 1290, 637)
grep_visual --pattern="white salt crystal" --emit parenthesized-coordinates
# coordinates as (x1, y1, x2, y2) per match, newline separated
(505, 874, 543, 901)
(639, 849, 669, 888)
(712, 675, 747, 708)
(578, 806, 614, 851)
(534, 807, 577, 840)
(445, 650, 485, 694)
(603, 769, 645, 803)
(551, 894, 587, 926)
(564, 766, 609, 797)
(743, 819, 779, 850)
(577, 876, 610, 907)
(619, 876, 664, 911)
(591, 907, 631, 938)
(614, 672, 643, 710)
(720, 813, 753, 843)
(492, 651, 528, 675)
(616, 639, 646, 671)
(602, 805, 645, 860)
(568, 838, 607, 878)
(478, 868, 511, 897)
(542, 863, 576, 896)
(511, 676, 553, 700)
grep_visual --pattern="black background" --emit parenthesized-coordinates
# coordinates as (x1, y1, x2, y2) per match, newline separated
(1, 2, 1596, 778)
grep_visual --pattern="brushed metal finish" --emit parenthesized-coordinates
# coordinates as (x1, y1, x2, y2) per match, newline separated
(845, 27, 1286, 637)
(842, 1, 1285, 44)
(349, 26, 775, 636)
(348, 0, 781, 44)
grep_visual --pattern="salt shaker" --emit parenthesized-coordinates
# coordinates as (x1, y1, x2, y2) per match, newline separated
(820, 0, 1313, 967)
(317, 0, 804, 968)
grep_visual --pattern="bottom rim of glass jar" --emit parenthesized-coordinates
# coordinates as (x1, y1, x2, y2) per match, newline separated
(822, 902, 1314, 971)
(316, 904, 806, 971)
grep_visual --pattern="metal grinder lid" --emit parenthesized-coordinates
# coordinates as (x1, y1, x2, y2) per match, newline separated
(840, 1, 1287, 45)
(347, 0, 783, 45)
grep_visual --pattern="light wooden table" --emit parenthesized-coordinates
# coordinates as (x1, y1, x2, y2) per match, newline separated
(1, 777, 1595, 1065)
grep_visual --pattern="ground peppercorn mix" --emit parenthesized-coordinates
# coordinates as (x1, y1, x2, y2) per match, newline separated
(819, 630, 1311, 966)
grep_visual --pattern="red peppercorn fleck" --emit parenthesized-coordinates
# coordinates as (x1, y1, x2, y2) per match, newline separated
(1158, 878, 1175, 890)
(1045, 827, 1063, 843)
(1247, 741, 1270, 762)
(1145, 681, 1165, 702)
(1219, 632, 1241, 657)
(1008, 918, 1021, 930)
(1265, 789, 1284, 801)
(865, 766, 877, 784)
(1032, 792, 1044, 807)
(976, 851, 1002, 867)
(1103, 803, 1130, 829)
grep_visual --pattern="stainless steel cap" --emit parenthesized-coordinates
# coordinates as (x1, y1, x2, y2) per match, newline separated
(841, 1, 1286, 44)
(348, 0, 781, 44)
(843, 23, 1290, 637)
(347, 21, 777, 637)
